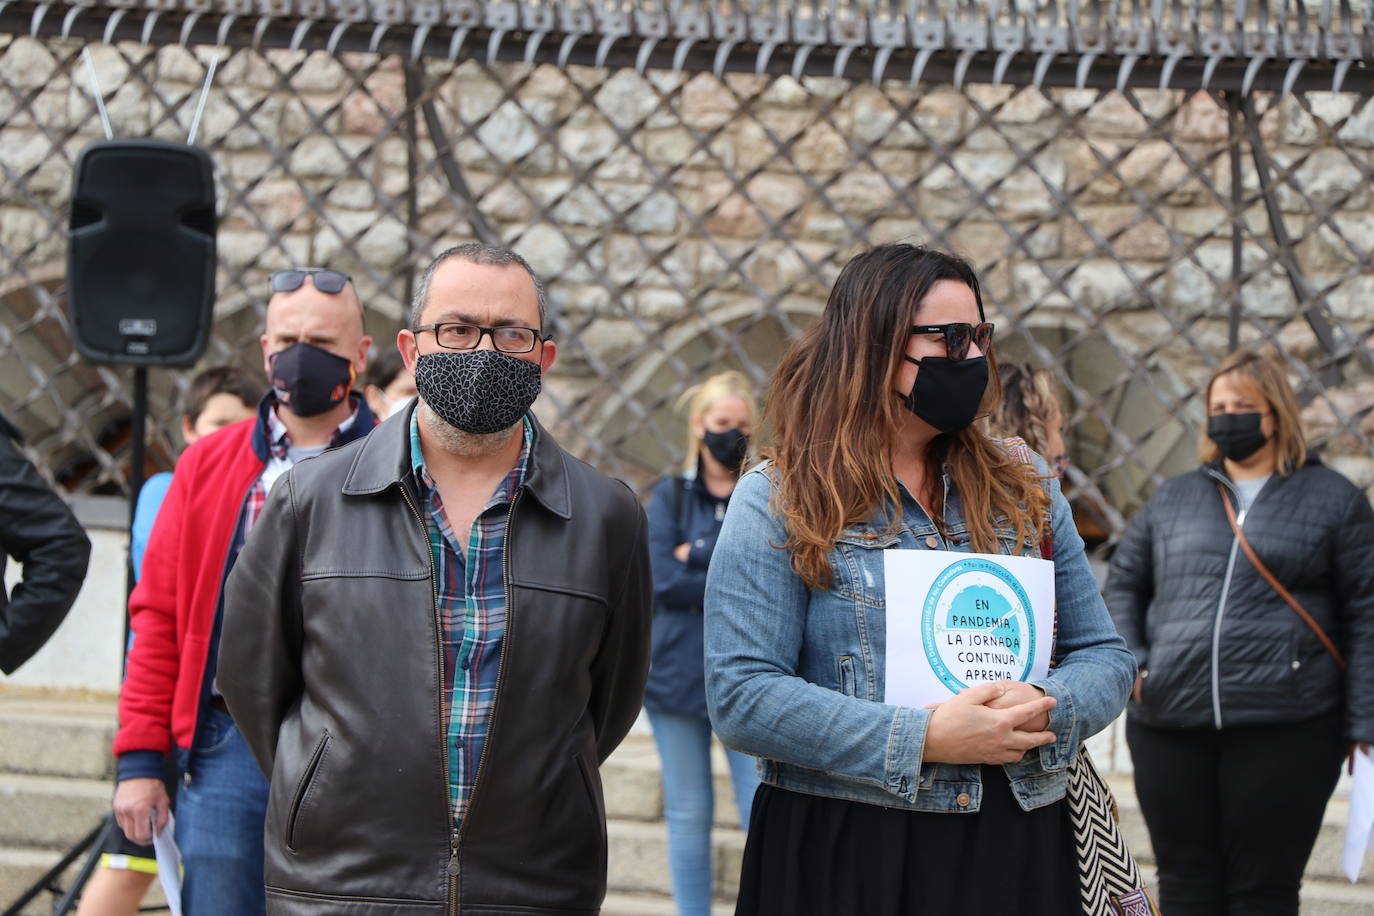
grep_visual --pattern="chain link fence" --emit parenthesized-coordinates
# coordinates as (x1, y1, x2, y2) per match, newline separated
(2, 0, 1373, 552)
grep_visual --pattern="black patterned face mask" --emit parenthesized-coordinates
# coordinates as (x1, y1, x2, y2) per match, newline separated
(414, 350, 542, 435)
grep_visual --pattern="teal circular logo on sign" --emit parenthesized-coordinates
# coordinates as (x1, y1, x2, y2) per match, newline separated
(920, 557, 1036, 694)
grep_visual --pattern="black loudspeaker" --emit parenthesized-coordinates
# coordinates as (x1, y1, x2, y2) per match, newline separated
(67, 140, 217, 366)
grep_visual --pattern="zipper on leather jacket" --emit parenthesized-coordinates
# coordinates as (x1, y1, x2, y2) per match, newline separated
(398, 485, 455, 912)
(451, 489, 522, 904)
(1205, 470, 1260, 730)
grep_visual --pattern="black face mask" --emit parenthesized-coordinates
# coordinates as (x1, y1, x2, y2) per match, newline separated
(1207, 412, 1268, 462)
(414, 349, 542, 435)
(269, 342, 355, 417)
(703, 428, 750, 472)
(899, 355, 988, 434)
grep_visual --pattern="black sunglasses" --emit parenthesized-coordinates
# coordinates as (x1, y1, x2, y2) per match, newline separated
(269, 268, 352, 295)
(910, 322, 994, 361)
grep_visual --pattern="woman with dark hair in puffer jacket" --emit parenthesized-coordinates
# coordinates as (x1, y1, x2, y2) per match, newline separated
(1105, 347, 1374, 916)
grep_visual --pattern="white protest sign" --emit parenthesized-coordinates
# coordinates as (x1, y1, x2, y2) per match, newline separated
(883, 549, 1056, 709)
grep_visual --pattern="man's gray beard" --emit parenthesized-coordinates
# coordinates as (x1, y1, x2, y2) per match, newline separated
(419, 402, 518, 457)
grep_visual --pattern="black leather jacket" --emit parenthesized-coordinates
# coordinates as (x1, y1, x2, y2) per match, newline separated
(1105, 457, 1374, 742)
(0, 415, 91, 674)
(219, 409, 652, 915)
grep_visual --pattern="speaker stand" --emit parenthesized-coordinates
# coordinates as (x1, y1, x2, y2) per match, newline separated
(2, 368, 167, 916)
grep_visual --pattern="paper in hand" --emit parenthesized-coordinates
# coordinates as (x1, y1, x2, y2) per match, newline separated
(151, 810, 184, 916)
(1345, 748, 1374, 883)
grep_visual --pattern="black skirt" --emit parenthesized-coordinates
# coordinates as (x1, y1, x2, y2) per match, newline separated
(735, 766, 1079, 916)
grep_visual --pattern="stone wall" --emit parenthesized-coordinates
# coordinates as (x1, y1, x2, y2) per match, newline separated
(1, 36, 1371, 513)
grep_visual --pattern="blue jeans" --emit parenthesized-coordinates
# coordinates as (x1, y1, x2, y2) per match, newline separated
(175, 707, 269, 916)
(648, 709, 760, 916)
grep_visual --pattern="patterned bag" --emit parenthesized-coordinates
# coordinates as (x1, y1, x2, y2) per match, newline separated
(1000, 437, 1159, 916)
(1067, 750, 1160, 915)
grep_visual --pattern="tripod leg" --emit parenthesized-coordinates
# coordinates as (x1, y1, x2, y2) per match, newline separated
(0, 818, 110, 916)
(49, 815, 118, 916)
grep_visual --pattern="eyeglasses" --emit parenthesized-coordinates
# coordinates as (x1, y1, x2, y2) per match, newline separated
(910, 322, 994, 361)
(414, 322, 547, 354)
(269, 268, 352, 295)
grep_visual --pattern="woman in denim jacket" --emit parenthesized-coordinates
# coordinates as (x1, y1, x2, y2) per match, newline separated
(704, 245, 1135, 915)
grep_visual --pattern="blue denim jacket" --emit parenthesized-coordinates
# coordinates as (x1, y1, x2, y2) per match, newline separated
(703, 453, 1134, 813)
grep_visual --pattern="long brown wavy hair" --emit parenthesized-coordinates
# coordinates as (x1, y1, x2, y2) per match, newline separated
(762, 244, 1050, 589)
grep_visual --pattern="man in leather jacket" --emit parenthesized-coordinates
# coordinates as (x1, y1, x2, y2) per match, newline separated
(0, 413, 91, 674)
(220, 244, 652, 916)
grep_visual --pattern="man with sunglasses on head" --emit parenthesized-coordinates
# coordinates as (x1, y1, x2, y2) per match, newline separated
(218, 243, 652, 916)
(111, 267, 376, 916)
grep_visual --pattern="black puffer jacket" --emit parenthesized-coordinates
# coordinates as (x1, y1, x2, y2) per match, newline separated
(1105, 456, 1374, 742)
(0, 414, 91, 674)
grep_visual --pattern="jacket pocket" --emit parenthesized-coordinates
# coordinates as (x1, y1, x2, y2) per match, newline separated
(573, 752, 607, 875)
(831, 537, 894, 606)
(837, 655, 857, 697)
(285, 729, 331, 852)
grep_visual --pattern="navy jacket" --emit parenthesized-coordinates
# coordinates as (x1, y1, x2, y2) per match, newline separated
(644, 468, 730, 718)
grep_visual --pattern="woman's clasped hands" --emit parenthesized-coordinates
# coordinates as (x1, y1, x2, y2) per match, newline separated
(923, 680, 1057, 765)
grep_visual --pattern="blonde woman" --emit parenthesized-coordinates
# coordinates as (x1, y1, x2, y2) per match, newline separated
(646, 370, 761, 916)
(1106, 348, 1374, 915)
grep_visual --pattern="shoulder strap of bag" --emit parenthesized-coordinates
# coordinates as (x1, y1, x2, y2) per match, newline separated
(1216, 482, 1346, 671)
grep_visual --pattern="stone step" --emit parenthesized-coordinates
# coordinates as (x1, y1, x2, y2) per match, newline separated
(602, 734, 746, 829)
(602, 890, 734, 916)
(0, 695, 117, 780)
(0, 845, 92, 916)
(1301, 877, 1374, 916)
(0, 774, 113, 850)
(608, 817, 746, 903)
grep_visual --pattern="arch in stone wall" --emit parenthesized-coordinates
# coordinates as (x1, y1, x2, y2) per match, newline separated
(575, 298, 824, 488)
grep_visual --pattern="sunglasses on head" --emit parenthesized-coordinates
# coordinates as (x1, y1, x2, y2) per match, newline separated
(910, 322, 994, 361)
(269, 268, 352, 295)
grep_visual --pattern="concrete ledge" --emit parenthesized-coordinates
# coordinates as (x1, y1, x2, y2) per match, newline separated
(68, 495, 130, 533)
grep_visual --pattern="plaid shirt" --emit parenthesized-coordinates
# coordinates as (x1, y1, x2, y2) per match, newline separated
(410, 412, 533, 829)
